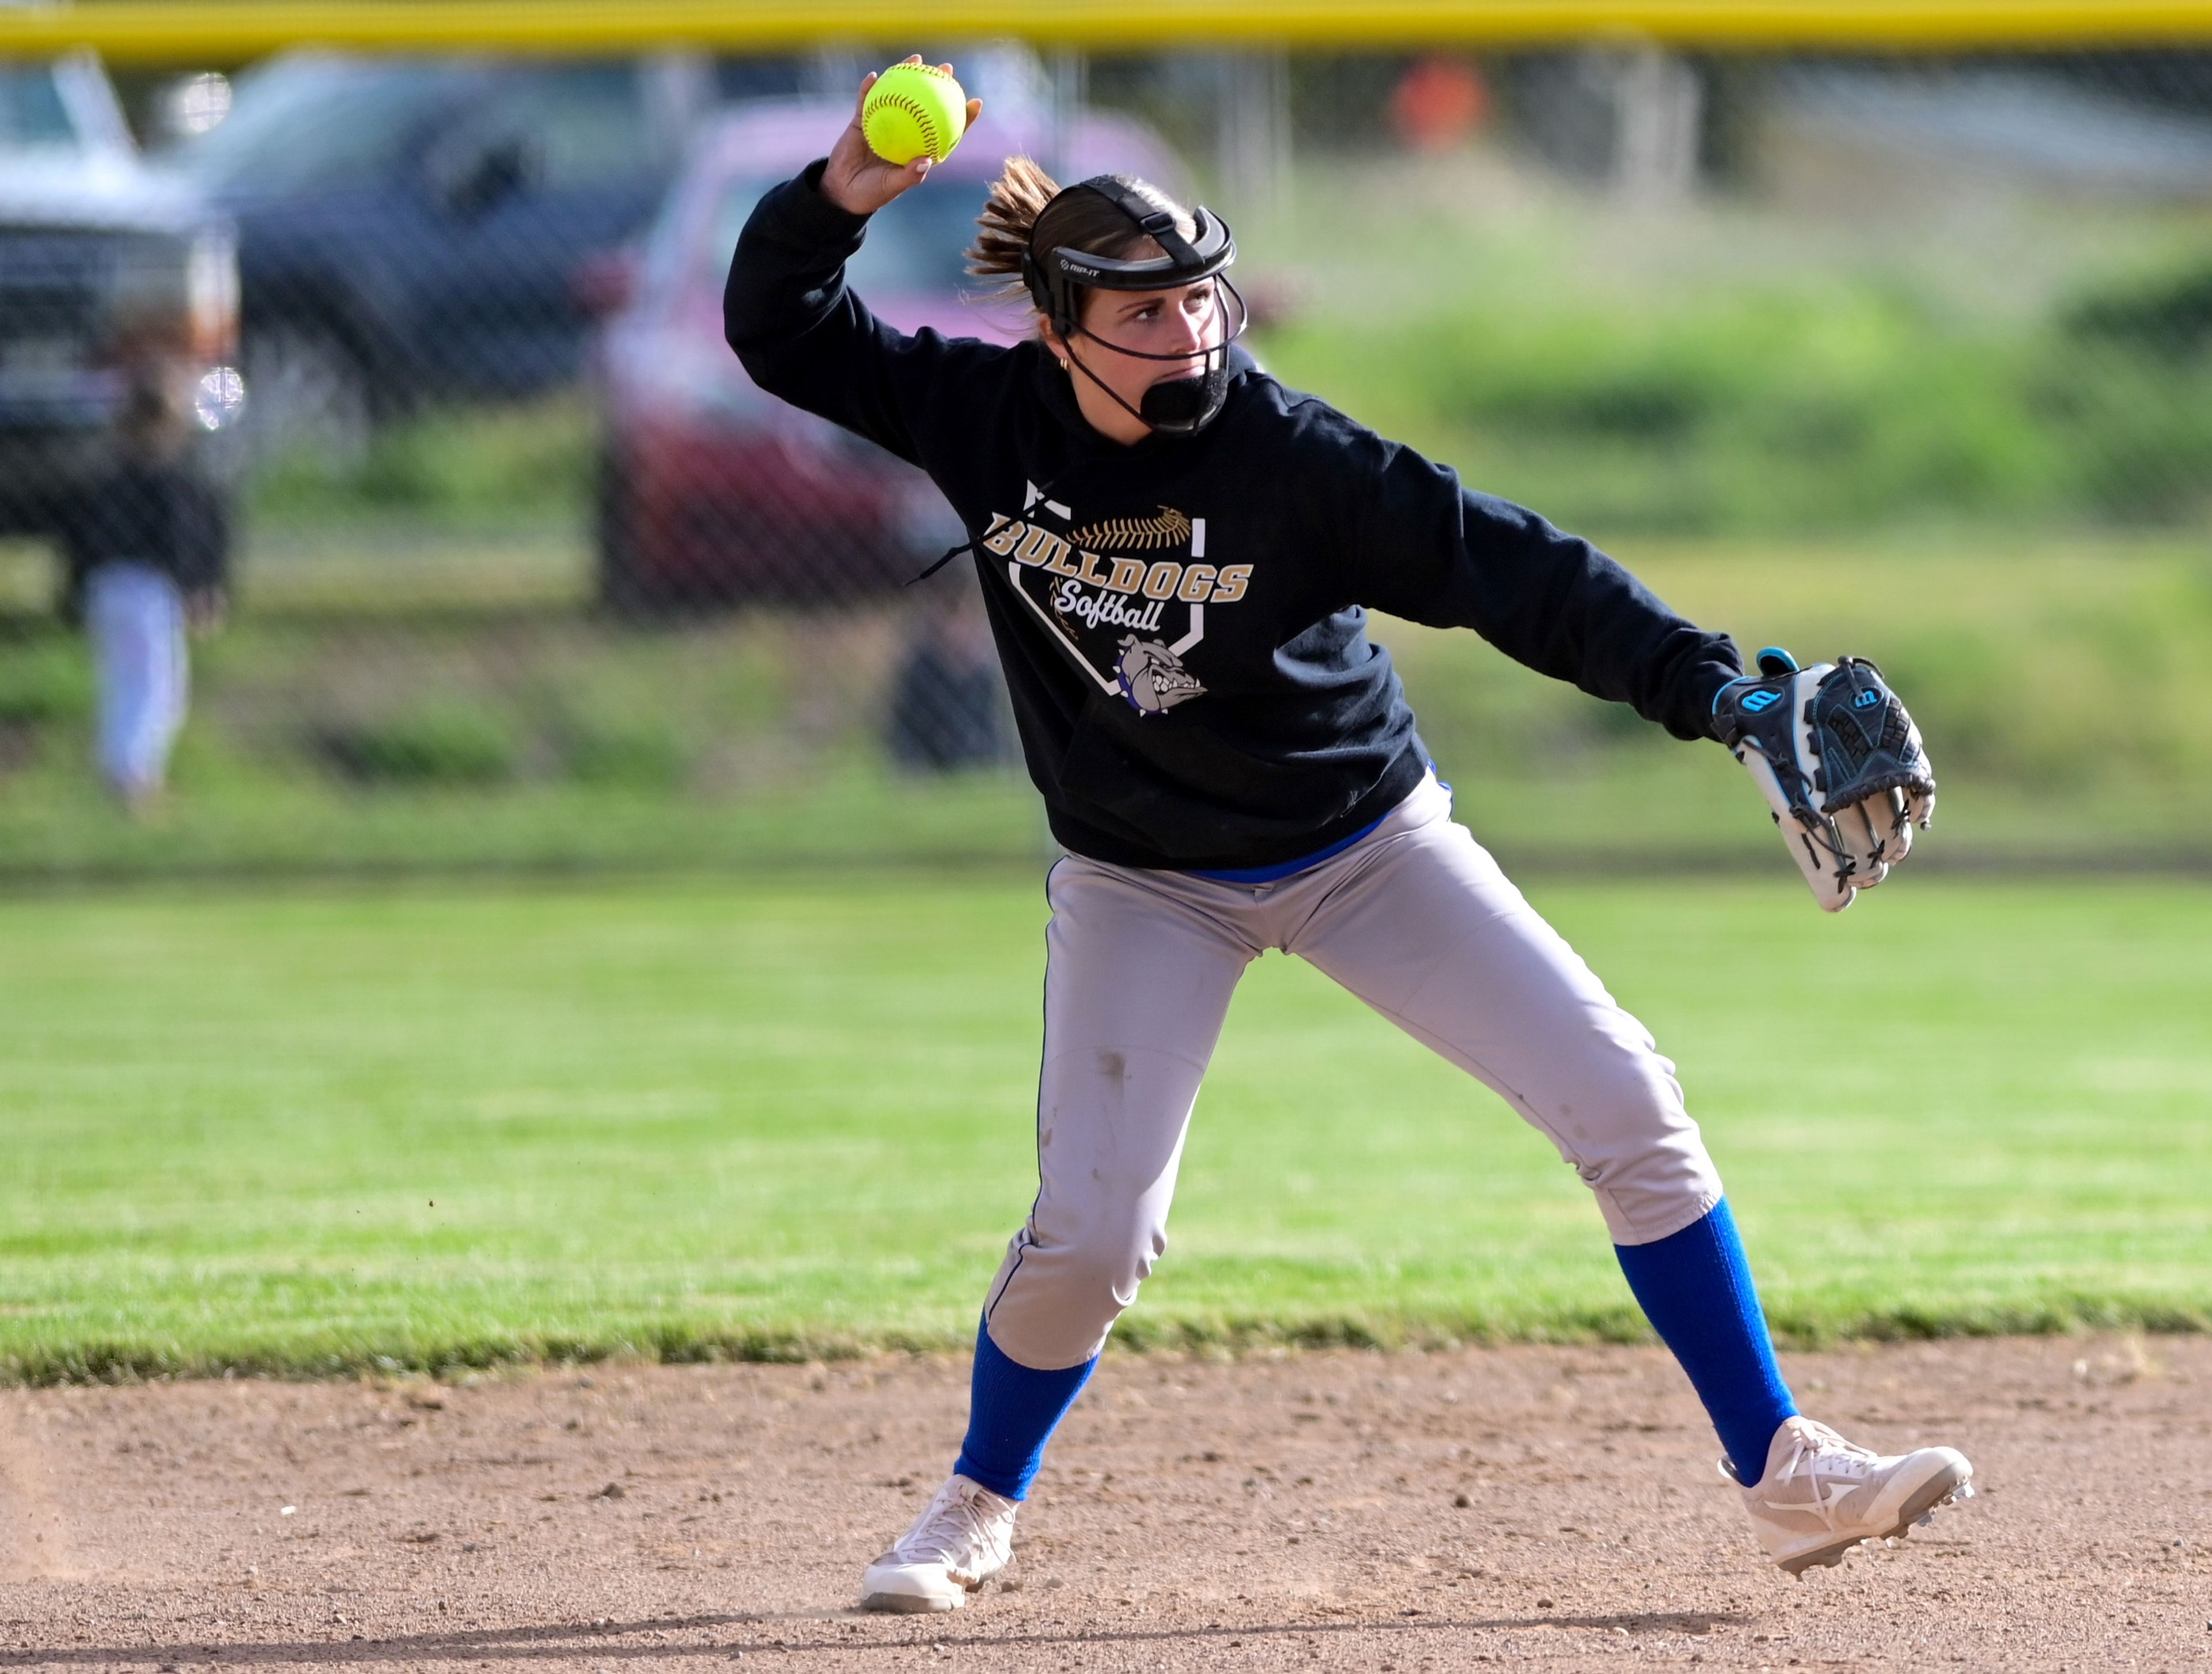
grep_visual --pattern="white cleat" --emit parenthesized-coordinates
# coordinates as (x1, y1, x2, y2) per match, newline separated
(1731, 1415, 1974, 1577)
(860, 1474, 1020, 1613)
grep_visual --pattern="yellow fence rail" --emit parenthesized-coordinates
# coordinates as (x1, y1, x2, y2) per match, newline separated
(6, 1, 2212, 62)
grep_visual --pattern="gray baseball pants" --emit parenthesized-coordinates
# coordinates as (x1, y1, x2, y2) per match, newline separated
(982, 771, 1725, 1372)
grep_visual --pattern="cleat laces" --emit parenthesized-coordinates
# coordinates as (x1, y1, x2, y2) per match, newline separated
(888, 1478, 1014, 1576)
(1768, 1421, 1880, 1530)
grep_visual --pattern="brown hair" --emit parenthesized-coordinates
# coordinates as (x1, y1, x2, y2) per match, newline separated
(967, 157, 1198, 330)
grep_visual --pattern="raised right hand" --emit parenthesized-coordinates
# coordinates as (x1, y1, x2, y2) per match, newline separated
(819, 58, 985, 217)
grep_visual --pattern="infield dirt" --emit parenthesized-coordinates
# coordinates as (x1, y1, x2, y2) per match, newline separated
(2, 1336, 2206, 1672)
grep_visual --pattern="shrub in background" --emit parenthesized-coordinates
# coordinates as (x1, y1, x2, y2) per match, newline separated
(316, 704, 521, 786)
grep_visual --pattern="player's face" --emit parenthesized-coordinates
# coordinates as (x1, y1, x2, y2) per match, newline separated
(1082, 280, 1225, 372)
(1048, 280, 1226, 444)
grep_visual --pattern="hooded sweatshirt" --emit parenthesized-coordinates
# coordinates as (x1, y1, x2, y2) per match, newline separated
(725, 160, 1742, 872)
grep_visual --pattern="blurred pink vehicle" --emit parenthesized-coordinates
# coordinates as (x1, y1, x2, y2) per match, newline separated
(588, 99, 1185, 610)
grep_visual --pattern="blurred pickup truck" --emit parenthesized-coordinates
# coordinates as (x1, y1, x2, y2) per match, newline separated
(162, 51, 734, 463)
(0, 54, 242, 565)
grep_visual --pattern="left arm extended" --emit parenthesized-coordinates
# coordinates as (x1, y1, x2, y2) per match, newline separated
(1342, 432, 1937, 910)
(1346, 435, 1740, 740)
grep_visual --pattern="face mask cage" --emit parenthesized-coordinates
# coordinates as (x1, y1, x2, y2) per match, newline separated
(1018, 176, 1247, 435)
(1062, 274, 1249, 367)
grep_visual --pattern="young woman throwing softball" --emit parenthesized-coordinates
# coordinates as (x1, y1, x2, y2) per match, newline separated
(724, 63, 1968, 1612)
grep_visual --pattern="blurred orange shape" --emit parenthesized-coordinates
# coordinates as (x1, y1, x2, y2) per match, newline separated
(1390, 57, 1489, 153)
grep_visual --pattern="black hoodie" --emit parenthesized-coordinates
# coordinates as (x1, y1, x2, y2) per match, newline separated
(725, 161, 1742, 872)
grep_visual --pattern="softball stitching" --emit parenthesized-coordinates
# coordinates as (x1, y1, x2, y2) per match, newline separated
(874, 94, 939, 160)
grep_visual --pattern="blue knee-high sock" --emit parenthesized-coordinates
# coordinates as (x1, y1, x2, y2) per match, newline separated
(1613, 1198, 1798, 1481)
(952, 1318, 1097, 1501)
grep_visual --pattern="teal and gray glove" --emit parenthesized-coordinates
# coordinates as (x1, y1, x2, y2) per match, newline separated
(1713, 649, 1937, 913)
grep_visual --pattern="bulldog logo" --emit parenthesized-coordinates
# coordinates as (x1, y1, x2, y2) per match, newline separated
(1114, 636, 1206, 715)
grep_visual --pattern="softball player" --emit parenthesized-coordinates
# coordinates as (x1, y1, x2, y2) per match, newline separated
(725, 65, 1970, 1612)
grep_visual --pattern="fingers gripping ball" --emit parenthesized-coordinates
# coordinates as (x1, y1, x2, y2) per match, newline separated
(862, 63, 968, 165)
(1713, 648, 1937, 913)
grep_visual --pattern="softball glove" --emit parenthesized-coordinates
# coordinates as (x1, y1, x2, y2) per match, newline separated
(1713, 649, 1936, 913)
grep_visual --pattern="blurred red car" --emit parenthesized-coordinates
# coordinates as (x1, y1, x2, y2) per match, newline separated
(588, 99, 1184, 610)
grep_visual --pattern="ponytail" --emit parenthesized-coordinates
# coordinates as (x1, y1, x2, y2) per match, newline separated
(967, 155, 1061, 290)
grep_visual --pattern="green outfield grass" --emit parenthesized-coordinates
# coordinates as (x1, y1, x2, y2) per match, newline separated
(2, 876, 2207, 1383)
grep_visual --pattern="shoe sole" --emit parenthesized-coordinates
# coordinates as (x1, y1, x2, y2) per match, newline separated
(1777, 1460, 1973, 1577)
(861, 1589, 967, 1614)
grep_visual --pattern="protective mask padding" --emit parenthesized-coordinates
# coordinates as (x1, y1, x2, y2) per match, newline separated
(1138, 363, 1232, 435)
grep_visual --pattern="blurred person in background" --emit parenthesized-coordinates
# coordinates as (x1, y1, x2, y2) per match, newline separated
(886, 567, 1011, 772)
(59, 372, 230, 813)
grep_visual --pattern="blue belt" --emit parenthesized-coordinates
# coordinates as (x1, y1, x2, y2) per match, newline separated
(1187, 812, 1389, 884)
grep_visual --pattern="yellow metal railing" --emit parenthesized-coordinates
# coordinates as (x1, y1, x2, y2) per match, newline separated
(6, 1, 2212, 61)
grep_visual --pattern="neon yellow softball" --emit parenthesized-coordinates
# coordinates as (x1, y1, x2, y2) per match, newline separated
(861, 62, 968, 166)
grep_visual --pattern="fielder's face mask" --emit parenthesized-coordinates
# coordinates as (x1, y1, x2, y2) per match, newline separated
(1020, 176, 1247, 437)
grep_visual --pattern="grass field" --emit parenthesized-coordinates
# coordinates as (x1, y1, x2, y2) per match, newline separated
(3, 874, 2207, 1384)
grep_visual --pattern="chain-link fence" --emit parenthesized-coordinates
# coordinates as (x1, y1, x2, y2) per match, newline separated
(4, 40, 2211, 875)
